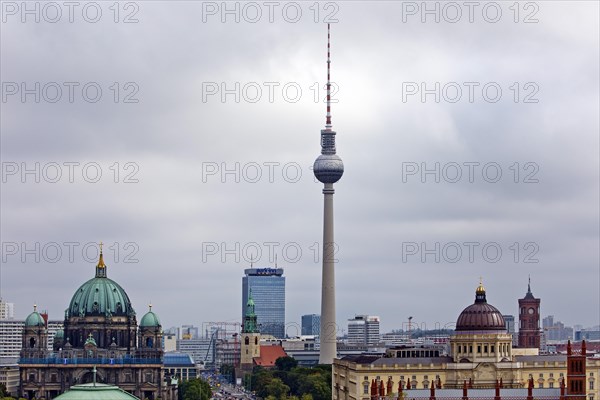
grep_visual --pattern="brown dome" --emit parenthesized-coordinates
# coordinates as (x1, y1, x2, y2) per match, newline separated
(455, 283, 506, 332)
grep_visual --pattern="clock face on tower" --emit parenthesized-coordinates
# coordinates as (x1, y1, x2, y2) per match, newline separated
(528, 307, 535, 314)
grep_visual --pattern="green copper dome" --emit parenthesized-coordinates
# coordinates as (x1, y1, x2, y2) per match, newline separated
(55, 383, 140, 400)
(140, 305, 161, 328)
(67, 252, 135, 318)
(25, 306, 45, 327)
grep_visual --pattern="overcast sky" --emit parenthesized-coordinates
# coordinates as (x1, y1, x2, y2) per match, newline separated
(1, 1, 598, 335)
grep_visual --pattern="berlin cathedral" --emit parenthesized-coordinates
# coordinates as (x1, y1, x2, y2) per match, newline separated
(19, 247, 177, 400)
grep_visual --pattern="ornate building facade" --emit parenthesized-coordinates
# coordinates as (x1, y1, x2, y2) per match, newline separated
(19, 249, 176, 400)
(332, 282, 599, 400)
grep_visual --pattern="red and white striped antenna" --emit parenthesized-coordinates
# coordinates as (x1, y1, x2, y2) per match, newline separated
(325, 23, 332, 130)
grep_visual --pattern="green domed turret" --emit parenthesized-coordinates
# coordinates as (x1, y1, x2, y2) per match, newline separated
(25, 305, 45, 327)
(67, 249, 135, 318)
(140, 305, 161, 328)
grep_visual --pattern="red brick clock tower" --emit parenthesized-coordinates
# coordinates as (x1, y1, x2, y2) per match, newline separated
(518, 277, 541, 348)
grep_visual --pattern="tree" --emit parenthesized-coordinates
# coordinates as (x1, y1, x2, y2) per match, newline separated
(0, 383, 7, 398)
(247, 363, 331, 400)
(275, 356, 298, 372)
(265, 378, 290, 399)
(178, 378, 212, 400)
(297, 374, 330, 400)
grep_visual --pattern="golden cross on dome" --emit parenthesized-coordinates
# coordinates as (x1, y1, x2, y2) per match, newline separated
(479, 276, 483, 285)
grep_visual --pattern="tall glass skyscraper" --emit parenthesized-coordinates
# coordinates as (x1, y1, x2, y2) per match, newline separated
(242, 268, 285, 338)
(301, 314, 320, 336)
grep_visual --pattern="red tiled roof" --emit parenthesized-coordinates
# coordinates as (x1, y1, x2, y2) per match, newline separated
(253, 345, 287, 367)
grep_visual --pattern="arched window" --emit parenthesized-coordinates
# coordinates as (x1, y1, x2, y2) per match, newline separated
(146, 337, 153, 348)
(245, 336, 249, 345)
(29, 337, 36, 348)
(255, 337, 258, 345)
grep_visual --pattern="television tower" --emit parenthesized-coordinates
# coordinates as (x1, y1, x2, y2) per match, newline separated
(314, 23, 344, 364)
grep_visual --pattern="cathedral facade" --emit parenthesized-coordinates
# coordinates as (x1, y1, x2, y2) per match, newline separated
(19, 250, 176, 400)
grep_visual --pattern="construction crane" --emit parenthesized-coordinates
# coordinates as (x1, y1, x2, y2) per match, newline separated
(204, 322, 242, 369)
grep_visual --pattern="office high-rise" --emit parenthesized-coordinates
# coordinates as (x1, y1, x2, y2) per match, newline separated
(301, 314, 321, 336)
(347, 315, 380, 346)
(241, 267, 285, 338)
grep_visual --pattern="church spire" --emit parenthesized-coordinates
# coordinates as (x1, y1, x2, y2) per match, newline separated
(243, 289, 258, 333)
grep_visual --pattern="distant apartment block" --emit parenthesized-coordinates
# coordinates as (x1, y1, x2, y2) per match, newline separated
(0, 300, 15, 320)
(0, 361, 19, 396)
(348, 315, 380, 346)
(177, 338, 215, 367)
(543, 315, 574, 342)
(575, 327, 600, 341)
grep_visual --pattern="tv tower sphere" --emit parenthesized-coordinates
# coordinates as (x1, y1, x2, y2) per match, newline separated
(314, 152, 344, 184)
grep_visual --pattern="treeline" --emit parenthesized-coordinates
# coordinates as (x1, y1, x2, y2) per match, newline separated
(245, 357, 331, 400)
(178, 378, 213, 400)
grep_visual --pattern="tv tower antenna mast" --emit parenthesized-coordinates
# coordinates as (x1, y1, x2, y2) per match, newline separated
(314, 23, 344, 365)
